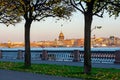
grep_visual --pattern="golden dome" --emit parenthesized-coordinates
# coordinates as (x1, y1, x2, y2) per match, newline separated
(59, 31, 64, 41)
(59, 32, 64, 37)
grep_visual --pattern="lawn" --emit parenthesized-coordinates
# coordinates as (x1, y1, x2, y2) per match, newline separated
(0, 61, 120, 80)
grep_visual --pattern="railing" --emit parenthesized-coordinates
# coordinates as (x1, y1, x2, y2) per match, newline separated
(0, 47, 120, 64)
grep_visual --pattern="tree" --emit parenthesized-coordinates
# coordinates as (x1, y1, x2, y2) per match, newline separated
(7, 0, 74, 67)
(70, 0, 120, 74)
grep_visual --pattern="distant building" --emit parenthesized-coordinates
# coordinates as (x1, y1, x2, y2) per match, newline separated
(63, 39, 75, 47)
(74, 39, 84, 47)
(1, 32, 120, 48)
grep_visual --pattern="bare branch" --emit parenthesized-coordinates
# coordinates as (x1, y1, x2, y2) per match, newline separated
(35, 15, 55, 21)
(70, 0, 84, 14)
(78, 1, 85, 12)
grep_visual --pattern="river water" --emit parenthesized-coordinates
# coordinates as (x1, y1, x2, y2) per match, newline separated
(0, 47, 120, 51)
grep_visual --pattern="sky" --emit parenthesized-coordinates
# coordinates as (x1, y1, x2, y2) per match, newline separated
(0, 11, 120, 43)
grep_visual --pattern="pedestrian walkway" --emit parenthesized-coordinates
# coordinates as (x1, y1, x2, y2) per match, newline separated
(0, 69, 81, 80)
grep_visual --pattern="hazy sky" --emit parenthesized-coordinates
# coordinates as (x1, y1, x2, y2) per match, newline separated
(0, 11, 120, 42)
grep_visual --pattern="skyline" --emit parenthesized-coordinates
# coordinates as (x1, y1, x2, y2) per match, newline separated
(0, 11, 120, 42)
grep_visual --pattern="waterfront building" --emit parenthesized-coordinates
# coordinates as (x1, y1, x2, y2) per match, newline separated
(1, 32, 120, 48)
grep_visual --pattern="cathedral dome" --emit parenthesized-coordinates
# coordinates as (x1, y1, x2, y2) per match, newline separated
(59, 32, 64, 37)
(59, 32, 64, 41)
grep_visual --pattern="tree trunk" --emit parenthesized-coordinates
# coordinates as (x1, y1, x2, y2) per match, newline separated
(84, 13, 93, 74)
(24, 20, 32, 67)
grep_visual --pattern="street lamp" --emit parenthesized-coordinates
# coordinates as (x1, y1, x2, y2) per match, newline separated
(91, 26, 102, 32)
(91, 26, 102, 47)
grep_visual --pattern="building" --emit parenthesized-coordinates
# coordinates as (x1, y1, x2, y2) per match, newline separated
(1, 31, 120, 48)
(56, 31, 83, 47)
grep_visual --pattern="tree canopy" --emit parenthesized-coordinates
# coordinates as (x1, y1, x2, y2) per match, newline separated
(106, 0, 120, 18)
(70, 0, 120, 18)
(11, 0, 74, 21)
(0, 0, 21, 26)
(0, 0, 74, 25)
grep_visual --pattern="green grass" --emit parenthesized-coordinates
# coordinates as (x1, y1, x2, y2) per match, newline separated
(0, 61, 120, 80)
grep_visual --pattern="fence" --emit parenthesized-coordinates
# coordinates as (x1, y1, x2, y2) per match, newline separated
(0, 47, 120, 64)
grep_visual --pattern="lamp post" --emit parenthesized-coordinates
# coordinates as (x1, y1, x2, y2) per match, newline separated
(91, 26, 102, 47)
(91, 26, 102, 32)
